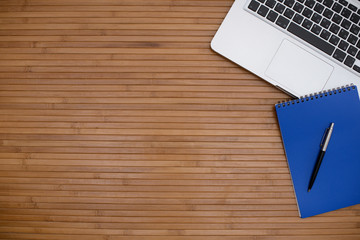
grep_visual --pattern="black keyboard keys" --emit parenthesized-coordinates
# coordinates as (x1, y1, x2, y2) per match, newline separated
(332, 13, 343, 24)
(276, 15, 290, 28)
(320, 18, 331, 28)
(348, 45, 357, 56)
(350, 13, 360, 23)
(332, 3, 343, 13)
(333, 49, 346, 61)
(275, 3, 286, 13)
(284, 0, 295, 7)
(350, 25, 360, 35)
(314, 3, 325, 13)
(305, 0, 315, 8)
(353, 65, 360, 73)
(339, 29, 349, 39)
(267, 10, 279, 22)
(341, 8, 352, 18)
(249, 0, 261, 11)
(348, 34, 358, 45)
(330, 35, 340, 45)
(293, 13, 304, 24)
(320, 29, 331, 40)
(323, 0, 333, 8)
(311, 24, 322, 34)
(258, 5, 270, 17)
(266, 0, 277, 8)
(293, 2, 304, 13)
(338, 40, 349, 50)
(344, 55, 355, 67)
(302, 19, 313, 29)
(247, 0, 360, 73)
(284, 8, 295, 19)
(288, 22, 335, 55)
(330, 23, 340, 34)
(323, 8, 334, 19)
(302, 8, 313, 18)
(341, 19, 351, 29)
(312, 12, 322, 23)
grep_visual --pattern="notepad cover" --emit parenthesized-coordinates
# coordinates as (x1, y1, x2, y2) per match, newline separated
(276, 85, 360, 218)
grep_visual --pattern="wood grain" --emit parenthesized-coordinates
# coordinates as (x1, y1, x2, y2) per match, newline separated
(0, 0, 359, 239)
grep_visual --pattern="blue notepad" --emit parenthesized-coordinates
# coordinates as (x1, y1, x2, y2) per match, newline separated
(275, 85, 360, 218)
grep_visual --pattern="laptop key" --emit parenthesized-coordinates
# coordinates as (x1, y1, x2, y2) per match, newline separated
(311, 12, 322, 23)
(323, 8, 334, 19)
(341, 19, 351, 29)
(320, 18, 331, 28)
(338, 40, 349, 51)
(338, 29, 349, 39)
(341, 8, 352, 18)
(323, 0, 333, 8)
(276, 15, 290, 28)
(347, 45, 357, 56)
(258, 5, 270, 17)
(314, 3, 325, 13)
(284, 8, 295, 19)
(348, 34, 358, 45)
(353, 65, 360, 73)
(293, 2, 304, 13)
(302, 19, 313, 29)
(265, 0, 276, 8)
(267, 10, 279, 22)
(356, 51, 360, 59)
(332, 13, 343, 24)
(305, 0, 315, 8)
(350, 13, 360, 24)
(311, 24, 322, 34)
(329, 34, 340, 45)
(284, 0, 295, 7)
(275, 3, 286, 13)
(248, 0, 261, 12)
(332, 3, 343, 13)
(333, 49, 346, 62)
(339, 0, 348, 7)
(348, 4, 357, 12)
(293, 13, 304, 24)
(351, 25, 360, 35)
(344, 55, 355, 67)
(329, 23, 340, 34)
(320, 29, 331, 39)
(287, 22, 335, 55)
(302, 7, 313, 18)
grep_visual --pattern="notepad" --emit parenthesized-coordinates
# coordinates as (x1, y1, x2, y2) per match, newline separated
(275, 85, 360, 218)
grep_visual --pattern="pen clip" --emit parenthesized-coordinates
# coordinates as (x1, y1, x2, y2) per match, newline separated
(320, 127, 330, 147)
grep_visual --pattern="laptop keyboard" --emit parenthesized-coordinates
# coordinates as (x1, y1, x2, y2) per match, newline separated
(247, 0, 360, 73)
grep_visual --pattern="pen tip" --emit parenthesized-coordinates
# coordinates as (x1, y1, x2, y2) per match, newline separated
(307, 189, 311, 192)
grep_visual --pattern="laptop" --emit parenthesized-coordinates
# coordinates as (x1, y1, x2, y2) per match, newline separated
(211, 0, 360, 97)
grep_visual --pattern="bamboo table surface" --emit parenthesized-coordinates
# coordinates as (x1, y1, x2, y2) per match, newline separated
(0, 0, 359, 239)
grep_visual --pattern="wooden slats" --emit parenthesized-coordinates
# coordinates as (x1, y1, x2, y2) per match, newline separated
(0, 0, 359, 239)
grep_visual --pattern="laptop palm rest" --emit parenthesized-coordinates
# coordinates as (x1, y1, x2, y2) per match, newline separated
(265, 40, 334, 96)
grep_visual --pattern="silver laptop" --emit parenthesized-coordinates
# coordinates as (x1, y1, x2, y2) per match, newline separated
(211, 0, 360, 97)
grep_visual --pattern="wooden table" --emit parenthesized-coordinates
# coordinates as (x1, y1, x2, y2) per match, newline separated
(0, 0, 359, 239)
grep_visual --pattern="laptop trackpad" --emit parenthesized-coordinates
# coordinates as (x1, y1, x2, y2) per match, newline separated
(265, 39, 333, 96)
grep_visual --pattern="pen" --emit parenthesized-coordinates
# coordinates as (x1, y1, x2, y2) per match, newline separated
(308, 122, 334, 192)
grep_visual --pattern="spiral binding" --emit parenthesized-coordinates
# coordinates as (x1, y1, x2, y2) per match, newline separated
(276, 84, 356, 108)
